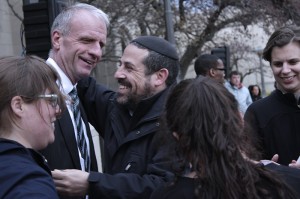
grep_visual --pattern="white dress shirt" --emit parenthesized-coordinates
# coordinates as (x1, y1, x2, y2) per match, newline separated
(46, 58, 91, 172)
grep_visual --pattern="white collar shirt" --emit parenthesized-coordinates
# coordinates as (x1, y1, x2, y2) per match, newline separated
(46, 58, 90, 172)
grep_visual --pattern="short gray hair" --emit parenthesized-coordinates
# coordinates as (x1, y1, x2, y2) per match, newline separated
(51, 3, 109, 36)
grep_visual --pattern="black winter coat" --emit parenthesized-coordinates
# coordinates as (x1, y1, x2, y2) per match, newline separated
(77, 77, 174, 199)
(0, 139, 59, 198)
(244, 89, 300, 165)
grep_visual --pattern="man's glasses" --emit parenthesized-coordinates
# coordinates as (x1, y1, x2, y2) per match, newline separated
(37, 94, 58, 108)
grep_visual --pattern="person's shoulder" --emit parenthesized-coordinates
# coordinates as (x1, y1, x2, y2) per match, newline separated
(224, 81, 234, 91)
(224, 81, 230, 88)
(1, 150, 46, 175)
(1, 159, 58, 199)
(248, 91, 276, 108)
(265, 162, 300, 175)
(0, 139, 28, 157)
(0, 140, 48, 173)
(241, 86, 251, 92)
(0, 144, 53, 194)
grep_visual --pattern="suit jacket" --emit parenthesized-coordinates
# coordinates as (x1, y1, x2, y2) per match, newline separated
(40, 101, 98, 199)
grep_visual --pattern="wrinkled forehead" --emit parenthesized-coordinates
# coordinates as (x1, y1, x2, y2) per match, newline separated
(122, 44, 149, 64)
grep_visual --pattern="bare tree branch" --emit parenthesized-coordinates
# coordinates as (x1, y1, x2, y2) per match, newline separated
(6, 0, 23, 21)
(89, 0, 300, 79)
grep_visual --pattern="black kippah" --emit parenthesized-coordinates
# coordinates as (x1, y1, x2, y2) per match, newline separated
(131, 36, 179, 60)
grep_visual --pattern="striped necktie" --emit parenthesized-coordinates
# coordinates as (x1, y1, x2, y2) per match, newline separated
(69, 88, 90, 171)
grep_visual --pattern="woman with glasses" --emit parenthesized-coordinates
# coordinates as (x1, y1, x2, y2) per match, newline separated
(0, 55, 66, 198)
(151, 77, 299, 199)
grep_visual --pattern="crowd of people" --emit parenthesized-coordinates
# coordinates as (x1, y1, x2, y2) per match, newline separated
(1, 2, 300, 199)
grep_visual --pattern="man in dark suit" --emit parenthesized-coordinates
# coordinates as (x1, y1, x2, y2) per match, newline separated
(40, 3, 109, 198)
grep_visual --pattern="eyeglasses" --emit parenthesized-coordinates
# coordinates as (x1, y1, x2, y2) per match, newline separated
(37, 94, 58, 108)
(214, 68, 226, 71)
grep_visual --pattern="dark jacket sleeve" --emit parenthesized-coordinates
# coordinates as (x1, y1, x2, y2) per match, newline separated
(244, 103, 266, 156)
(77, 77, 115, 136)
(87, 144, 174, 199)
(244, 103, 259, 133)
(2, 156, 59, 199)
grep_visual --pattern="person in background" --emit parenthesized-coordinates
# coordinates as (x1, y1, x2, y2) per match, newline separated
(194, 54, 225, 83)
(0, 55, 66, 198)
(39, 3, 109, 199)
(51, 36, 179, 199)
(225, 70, 252, 116)
(150, 77, 299, 199)
(244, 26, 300, 167)
(248, 84, 262, 102)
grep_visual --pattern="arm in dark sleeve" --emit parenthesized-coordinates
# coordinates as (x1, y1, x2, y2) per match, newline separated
(244, 105, 259, 135)
(77, 77, 115, 135)
(2, 159, 59, 199)
(87, 144, 175, 199)
(244, 105, 266, 158)
(265, 163, 300, 198)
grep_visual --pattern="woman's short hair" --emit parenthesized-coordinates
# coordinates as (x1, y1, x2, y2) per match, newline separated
(0, 55, 65, 134)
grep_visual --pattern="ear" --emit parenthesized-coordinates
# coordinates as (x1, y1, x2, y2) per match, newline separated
(208, 68, 216, 77)
(11, 96, 24, 117)
(153, 68, 169, 87)
(52, 30, 61, 50)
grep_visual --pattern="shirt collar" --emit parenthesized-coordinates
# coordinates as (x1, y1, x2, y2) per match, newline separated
(46, 58, 75, 95)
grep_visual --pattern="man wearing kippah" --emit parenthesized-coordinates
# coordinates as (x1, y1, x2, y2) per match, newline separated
(52, 36, 180, 199)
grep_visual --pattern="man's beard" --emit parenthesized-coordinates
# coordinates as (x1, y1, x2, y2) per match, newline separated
(116, 81, 153, 109)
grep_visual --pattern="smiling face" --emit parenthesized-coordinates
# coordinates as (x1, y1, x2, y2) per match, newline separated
(271, 42, 300, 93)
(22, 90, 60, 150)
(52, 10, 107, 84)
(114, 44, 157, 106)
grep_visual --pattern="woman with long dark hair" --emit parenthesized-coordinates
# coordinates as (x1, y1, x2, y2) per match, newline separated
(151, 77, 299, 199)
